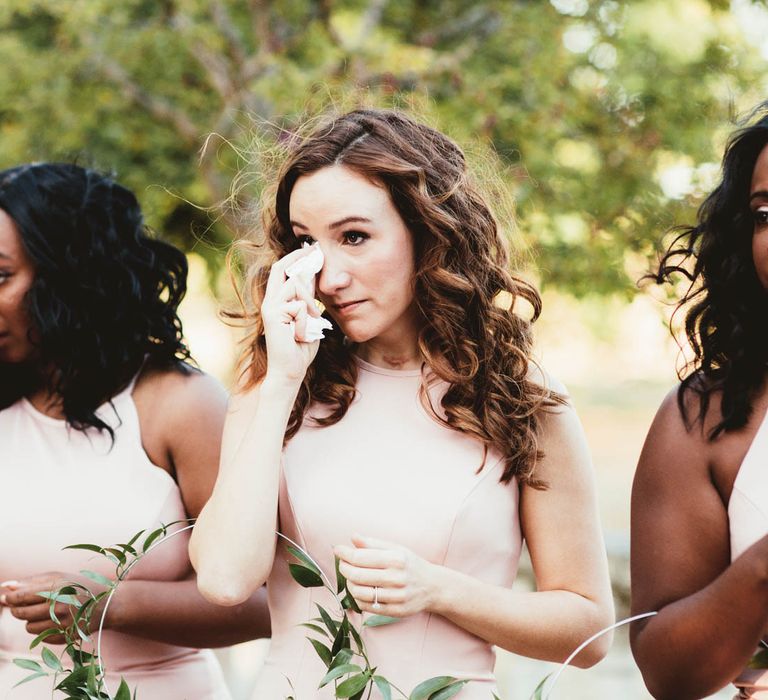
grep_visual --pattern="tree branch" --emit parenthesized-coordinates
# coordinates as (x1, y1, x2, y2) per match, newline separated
(171, 11, 237, 100)
(210, 0, 248, 69)
(355, 0, 389, 47)
(93, 54, 201, 143)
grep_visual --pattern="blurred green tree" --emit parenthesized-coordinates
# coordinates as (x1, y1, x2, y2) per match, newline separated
(0, 0, 766, 295)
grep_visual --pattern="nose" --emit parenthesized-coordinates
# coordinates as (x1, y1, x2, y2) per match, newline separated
(317, 248, 351, 298)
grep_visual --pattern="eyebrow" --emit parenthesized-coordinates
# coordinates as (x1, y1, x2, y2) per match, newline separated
(290, 216, 372, 231)
(749, 190, 768, 203)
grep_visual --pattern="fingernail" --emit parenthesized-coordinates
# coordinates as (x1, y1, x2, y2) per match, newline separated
(0, 580, 19, 588)
(0, 594, 6, 605)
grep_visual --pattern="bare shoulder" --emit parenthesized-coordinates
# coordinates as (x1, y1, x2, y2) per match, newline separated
(134, 362, 228, 425)
(133, 363, 229, 515)
(526, 360, 569, 398)
(521, 363, 592, 490)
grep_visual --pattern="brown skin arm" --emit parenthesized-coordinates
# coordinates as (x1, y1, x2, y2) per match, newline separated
(101, 366, 271, 646)
(630, 388, 768, 700)
(2, 365, 270, 647)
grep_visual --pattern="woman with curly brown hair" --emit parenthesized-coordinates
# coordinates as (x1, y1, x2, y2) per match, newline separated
(631, 103, 768, 700)
(191, 109, 613, 698)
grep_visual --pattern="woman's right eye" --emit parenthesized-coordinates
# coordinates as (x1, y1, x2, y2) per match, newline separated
(295, 234, 314, 246)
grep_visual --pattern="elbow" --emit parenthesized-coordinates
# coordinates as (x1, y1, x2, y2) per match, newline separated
(195, 569, 260, 607)
(568, 602, 615, 669)
(569, 628, 612, 668)
(190, 543, 269, 607)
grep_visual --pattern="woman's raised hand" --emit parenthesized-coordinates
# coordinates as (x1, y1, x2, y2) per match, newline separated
(261, 246, 324, 384)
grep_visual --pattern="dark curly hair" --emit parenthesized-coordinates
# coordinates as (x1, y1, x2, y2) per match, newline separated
(235, 109, 564, 487)
(654, 103, 768, 438)
(0, 163, 192, 435)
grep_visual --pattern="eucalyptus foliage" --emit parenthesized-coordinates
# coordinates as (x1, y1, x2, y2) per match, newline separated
(285, 544, 468, 699)
(12, 522, 187, 700)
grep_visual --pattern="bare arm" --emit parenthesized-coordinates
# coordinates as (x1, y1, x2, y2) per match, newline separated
(189, 246, 322, 605)
(338, 383, 614, 667)
(3, 368, 271, 647)
(630, 390, 768, 700)
(438, 394, 613, 666)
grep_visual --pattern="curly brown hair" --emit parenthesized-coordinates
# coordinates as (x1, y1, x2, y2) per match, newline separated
(234, 108, 562, 487)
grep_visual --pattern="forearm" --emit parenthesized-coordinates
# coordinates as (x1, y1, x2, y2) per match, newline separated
(190, 377, 299, 603)
(430, 565, 614, 667)
(106, 578, 270, 648)
(632, 543, 768, 700)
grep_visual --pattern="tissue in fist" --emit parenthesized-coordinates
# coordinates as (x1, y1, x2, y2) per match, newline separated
(285, 244, 333, 341)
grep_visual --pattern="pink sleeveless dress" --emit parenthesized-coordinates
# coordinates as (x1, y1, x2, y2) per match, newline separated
(252, 357, 523, 699)
(0, 379, 230, 699)
(729, 405, 768, 699)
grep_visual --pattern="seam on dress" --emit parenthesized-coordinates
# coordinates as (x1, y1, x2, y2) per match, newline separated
(417, 454, 511, 668)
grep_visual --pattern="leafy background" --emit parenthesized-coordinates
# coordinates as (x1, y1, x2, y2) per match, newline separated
(2, 0, 767, 697)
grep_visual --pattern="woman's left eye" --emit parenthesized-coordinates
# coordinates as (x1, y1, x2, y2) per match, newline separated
(754, 208, 768, 226)
(343, 231, 368, 245)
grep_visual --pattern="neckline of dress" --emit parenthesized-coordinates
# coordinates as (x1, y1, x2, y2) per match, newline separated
(353, 355, 423, 377)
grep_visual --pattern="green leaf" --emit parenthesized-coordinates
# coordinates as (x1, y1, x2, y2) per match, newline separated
(29, 627, 64, 648)
(330, 616, 349, 656)
(115, 678, 132, 700)
(126, 529, 146, 547)
(409, 676, 457, 700)
(287, 545, 323, 579)
(41, 647, 63, 671)
(428, 681, 468, 700)
(300, 622, 330, 638)
(319, 663, 362, 687)
(80, 570, 114, 588)
(12, 671, 48, 688)
(334, 555, 346, 594)
(363, 614, 401, 628)
(142, 528, 165, 553)
(309, 638, 332, 666)
(316, 604, 339, 635)
(289, 563, 324, 588)
(63, 544, 105, 554)
(104, 548, 127, 565)
(13, 658, 44, 672)
(373, 675, 392, 700)
(341, 589, 362, 614)
(335, 671, 370, 697)
(529, 673, 551, 700)
(348, 622, 364, 652)
(329, 648, 353, 669)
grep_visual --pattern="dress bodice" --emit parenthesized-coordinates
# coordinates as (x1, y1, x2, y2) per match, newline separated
(254, 358, 523, 699)
(728, 405, 768, 698)
(0, 381, 229, 699)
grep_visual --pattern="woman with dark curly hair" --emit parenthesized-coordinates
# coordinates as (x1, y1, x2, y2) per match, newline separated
(0, 163, 268, 699)
(190, 109, 614, 698)
(631, 103, 768, 700)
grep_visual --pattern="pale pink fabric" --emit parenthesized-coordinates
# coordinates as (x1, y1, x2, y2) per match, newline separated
(0, 381, 230, 700)
(253, 357, 523, 699)
(729, 406, 768, 698)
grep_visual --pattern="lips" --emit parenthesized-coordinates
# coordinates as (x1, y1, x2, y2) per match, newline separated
(332, 300, 366, 315)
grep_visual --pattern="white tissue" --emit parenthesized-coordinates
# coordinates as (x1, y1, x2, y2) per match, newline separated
(285, 244, 333, 341)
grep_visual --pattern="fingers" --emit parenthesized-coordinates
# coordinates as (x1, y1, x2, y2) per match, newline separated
(4, 588, 52, 607)
(9, 601, 55, 622)
(277, 278, 321, 317)
(337, 560, 405, 587)
(265, 246, 318, 299)
(334, 544, 407, 570)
